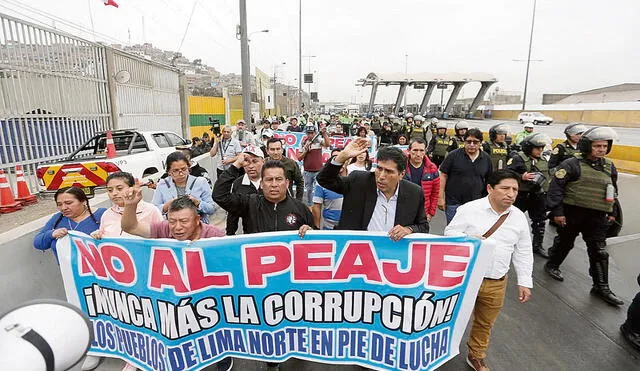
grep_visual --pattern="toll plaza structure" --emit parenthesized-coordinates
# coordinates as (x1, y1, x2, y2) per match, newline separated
(358, 72, 498, 117)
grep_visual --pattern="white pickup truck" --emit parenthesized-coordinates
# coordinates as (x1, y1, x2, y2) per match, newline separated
(36, 129, 189, 197)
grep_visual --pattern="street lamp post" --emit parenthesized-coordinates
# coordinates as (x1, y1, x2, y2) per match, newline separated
(522, 0, 537, 110)
(238, 0, 251, 125)
(273, 62, 286, 116)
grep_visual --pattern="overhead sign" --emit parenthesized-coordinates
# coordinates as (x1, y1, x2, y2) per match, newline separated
(304, 73, 314, 84)
(264, 89, 274, 109)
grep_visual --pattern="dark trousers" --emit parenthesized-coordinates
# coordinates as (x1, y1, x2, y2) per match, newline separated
(548, 204, 609, 268)
(514, 191, 546, 222)
(625, 291, 640, 334)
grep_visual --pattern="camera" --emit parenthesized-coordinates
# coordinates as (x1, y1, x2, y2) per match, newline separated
(209, 117, 221, 135)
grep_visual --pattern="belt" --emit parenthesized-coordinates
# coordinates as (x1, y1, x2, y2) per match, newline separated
(485, 275, 506, 281)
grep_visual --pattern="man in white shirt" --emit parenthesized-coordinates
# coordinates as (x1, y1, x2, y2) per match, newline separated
(444, 169, 533, 371)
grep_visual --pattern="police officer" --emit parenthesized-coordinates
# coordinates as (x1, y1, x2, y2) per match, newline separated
(427, 121, 450, 166)
(370, 113, 382, 137)
(429, 117, 440, 136)
(506, 133, 552, 257)
(544, 127, 623, 306)
(448, 120, 469, 152)
(483, 123, 511, 170)
(548, 122, 587, 170)
(408, 115, 429, 141)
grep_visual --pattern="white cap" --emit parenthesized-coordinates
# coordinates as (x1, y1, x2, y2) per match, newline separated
(261, 129, 274, 138)
(242, 145, 264, 158)
(524, 122, 534, 128)
(237, 119, 246, 125)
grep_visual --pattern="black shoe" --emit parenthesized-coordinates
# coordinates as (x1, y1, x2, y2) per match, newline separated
(217, 358, 233, 371)
(591, 286, 624, 306)
(620, 324, 640, 351)
(544, 263, 564, 281)
(533, 246, 549, 259)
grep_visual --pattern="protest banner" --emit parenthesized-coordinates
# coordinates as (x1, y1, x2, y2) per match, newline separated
(58, 230, 492, 371)
(272, 131, 377, 165)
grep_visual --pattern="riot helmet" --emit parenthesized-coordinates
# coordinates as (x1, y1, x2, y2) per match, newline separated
(521, 133, 552, 156)
(577, 126, 617, 155)
(430, 117, 439, 124)
(414, 115, 425, 122)
(564, 122, 587, 137)
(436, 121, 448, 130)
(404, 113, 414, 119)
(489, 123, 510, 141)
(455, 120, 469, 135)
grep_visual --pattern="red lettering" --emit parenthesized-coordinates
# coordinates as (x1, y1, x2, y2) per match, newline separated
(149, 249, 188, 293)
(76, 238, 107, 278)
(381, 243, 427, 286)
(292, 242, 333, 281)
(244, 244, 291, 287)
(334, 242, 382, 283)
(283, 134, 297, 146)
(427, 244, 470, 288)
(286, 147, 300, 161)
(185, 250, 232, 290)
(101, 244, 136, 285)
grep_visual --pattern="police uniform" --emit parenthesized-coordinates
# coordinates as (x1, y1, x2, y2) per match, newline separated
(548, 140, 580, 170)
(428, 134, 451, 166)
(506, 151, 549, 256)
(545, 154, 623, 305)
(447, 135, 465, 153)
(483, 141, 510, 170)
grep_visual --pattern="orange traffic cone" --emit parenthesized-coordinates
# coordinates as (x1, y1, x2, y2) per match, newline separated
(15, 165, 38, 206)
(106, 130, 117, 159)
(0, 169, 23, 213)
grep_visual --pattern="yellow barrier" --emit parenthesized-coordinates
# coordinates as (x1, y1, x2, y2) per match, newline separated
(490, 109, 640, 127)
(188, 96, 225, 115)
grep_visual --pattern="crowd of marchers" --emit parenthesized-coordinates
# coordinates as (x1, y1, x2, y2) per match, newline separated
(31, 112, 640, 371)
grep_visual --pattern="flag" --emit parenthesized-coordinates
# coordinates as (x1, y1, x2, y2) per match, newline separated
(103, 0, 119, 8)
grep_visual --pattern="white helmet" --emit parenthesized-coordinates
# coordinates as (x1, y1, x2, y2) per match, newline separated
(430, 117, 439, 124)
(414, 115, 425, 122)
(404, 113, 414, 119)
(524, 122, 535, 129)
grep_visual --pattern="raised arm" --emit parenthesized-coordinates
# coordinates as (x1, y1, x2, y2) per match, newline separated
(212, 153, 251, 216)
(121, 187, 151, 238)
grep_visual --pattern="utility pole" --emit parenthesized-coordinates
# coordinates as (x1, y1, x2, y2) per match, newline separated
(522, 0, 537, 111)
(239, 0, 251, 124)
(298, 0, 302, 114)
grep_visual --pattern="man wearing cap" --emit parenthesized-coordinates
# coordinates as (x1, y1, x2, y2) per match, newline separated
(297, 124, 330, 205)
(232, 119, 255, 148)
(266, 138, 304, 201)
(209, 126, 243, 178)
(258, 129, 274, 157)
(513, 122, 535, 147)
(256, 118, 271, 139)
(549, 123, 587, 170)
(286, 117, 303, 132)
(225, 145, 264, 235)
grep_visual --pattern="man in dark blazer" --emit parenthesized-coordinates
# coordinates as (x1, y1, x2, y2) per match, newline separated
(317, 138, 429, 239)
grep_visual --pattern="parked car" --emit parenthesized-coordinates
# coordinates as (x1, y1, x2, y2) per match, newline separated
(518, 112, 554, 125)
(36, 129, 189, 197)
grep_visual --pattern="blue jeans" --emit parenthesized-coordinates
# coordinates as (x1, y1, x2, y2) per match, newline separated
(303, 170, 318, 206)
(445, 204, 460, 224)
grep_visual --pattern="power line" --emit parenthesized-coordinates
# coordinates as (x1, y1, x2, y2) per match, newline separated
(176, 0, 198, 53)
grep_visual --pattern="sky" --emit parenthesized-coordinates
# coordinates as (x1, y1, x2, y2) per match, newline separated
(2, 0, 639, 105)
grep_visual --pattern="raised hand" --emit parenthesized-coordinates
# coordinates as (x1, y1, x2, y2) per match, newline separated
(124, 187, 143, 207)
(335, 137, 370, 163)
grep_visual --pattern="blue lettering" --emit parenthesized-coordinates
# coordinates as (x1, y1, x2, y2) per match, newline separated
(105, 322, 116, 350)
(182, 342, 197, 368)
(233, 330, 246, 353)
(248, 330, 261, 354)
(261, 332, 274, 356)
(310, 329, 321, 355)
(274, 330, 286, 356)
(438, 328, 449, 360)
(95, 321, 107, 348)
(321, 330, 333, 356)
(197, 337, 213, 361)
(398, 341, 408, 370)
(422, 337, 430, 368)
(215, 330, 233, 352)
(384, 335, 395, 367)
(337, 330, 349, 357)
(168, 346, 185, 371)
(371, 333, 384, 362)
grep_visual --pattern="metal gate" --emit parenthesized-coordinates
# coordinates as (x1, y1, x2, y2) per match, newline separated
(0, 12, 111, 191)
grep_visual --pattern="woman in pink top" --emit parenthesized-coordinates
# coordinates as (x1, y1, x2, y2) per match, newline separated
(90, 171, 162, 371)
(93, 172, 163, 239)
